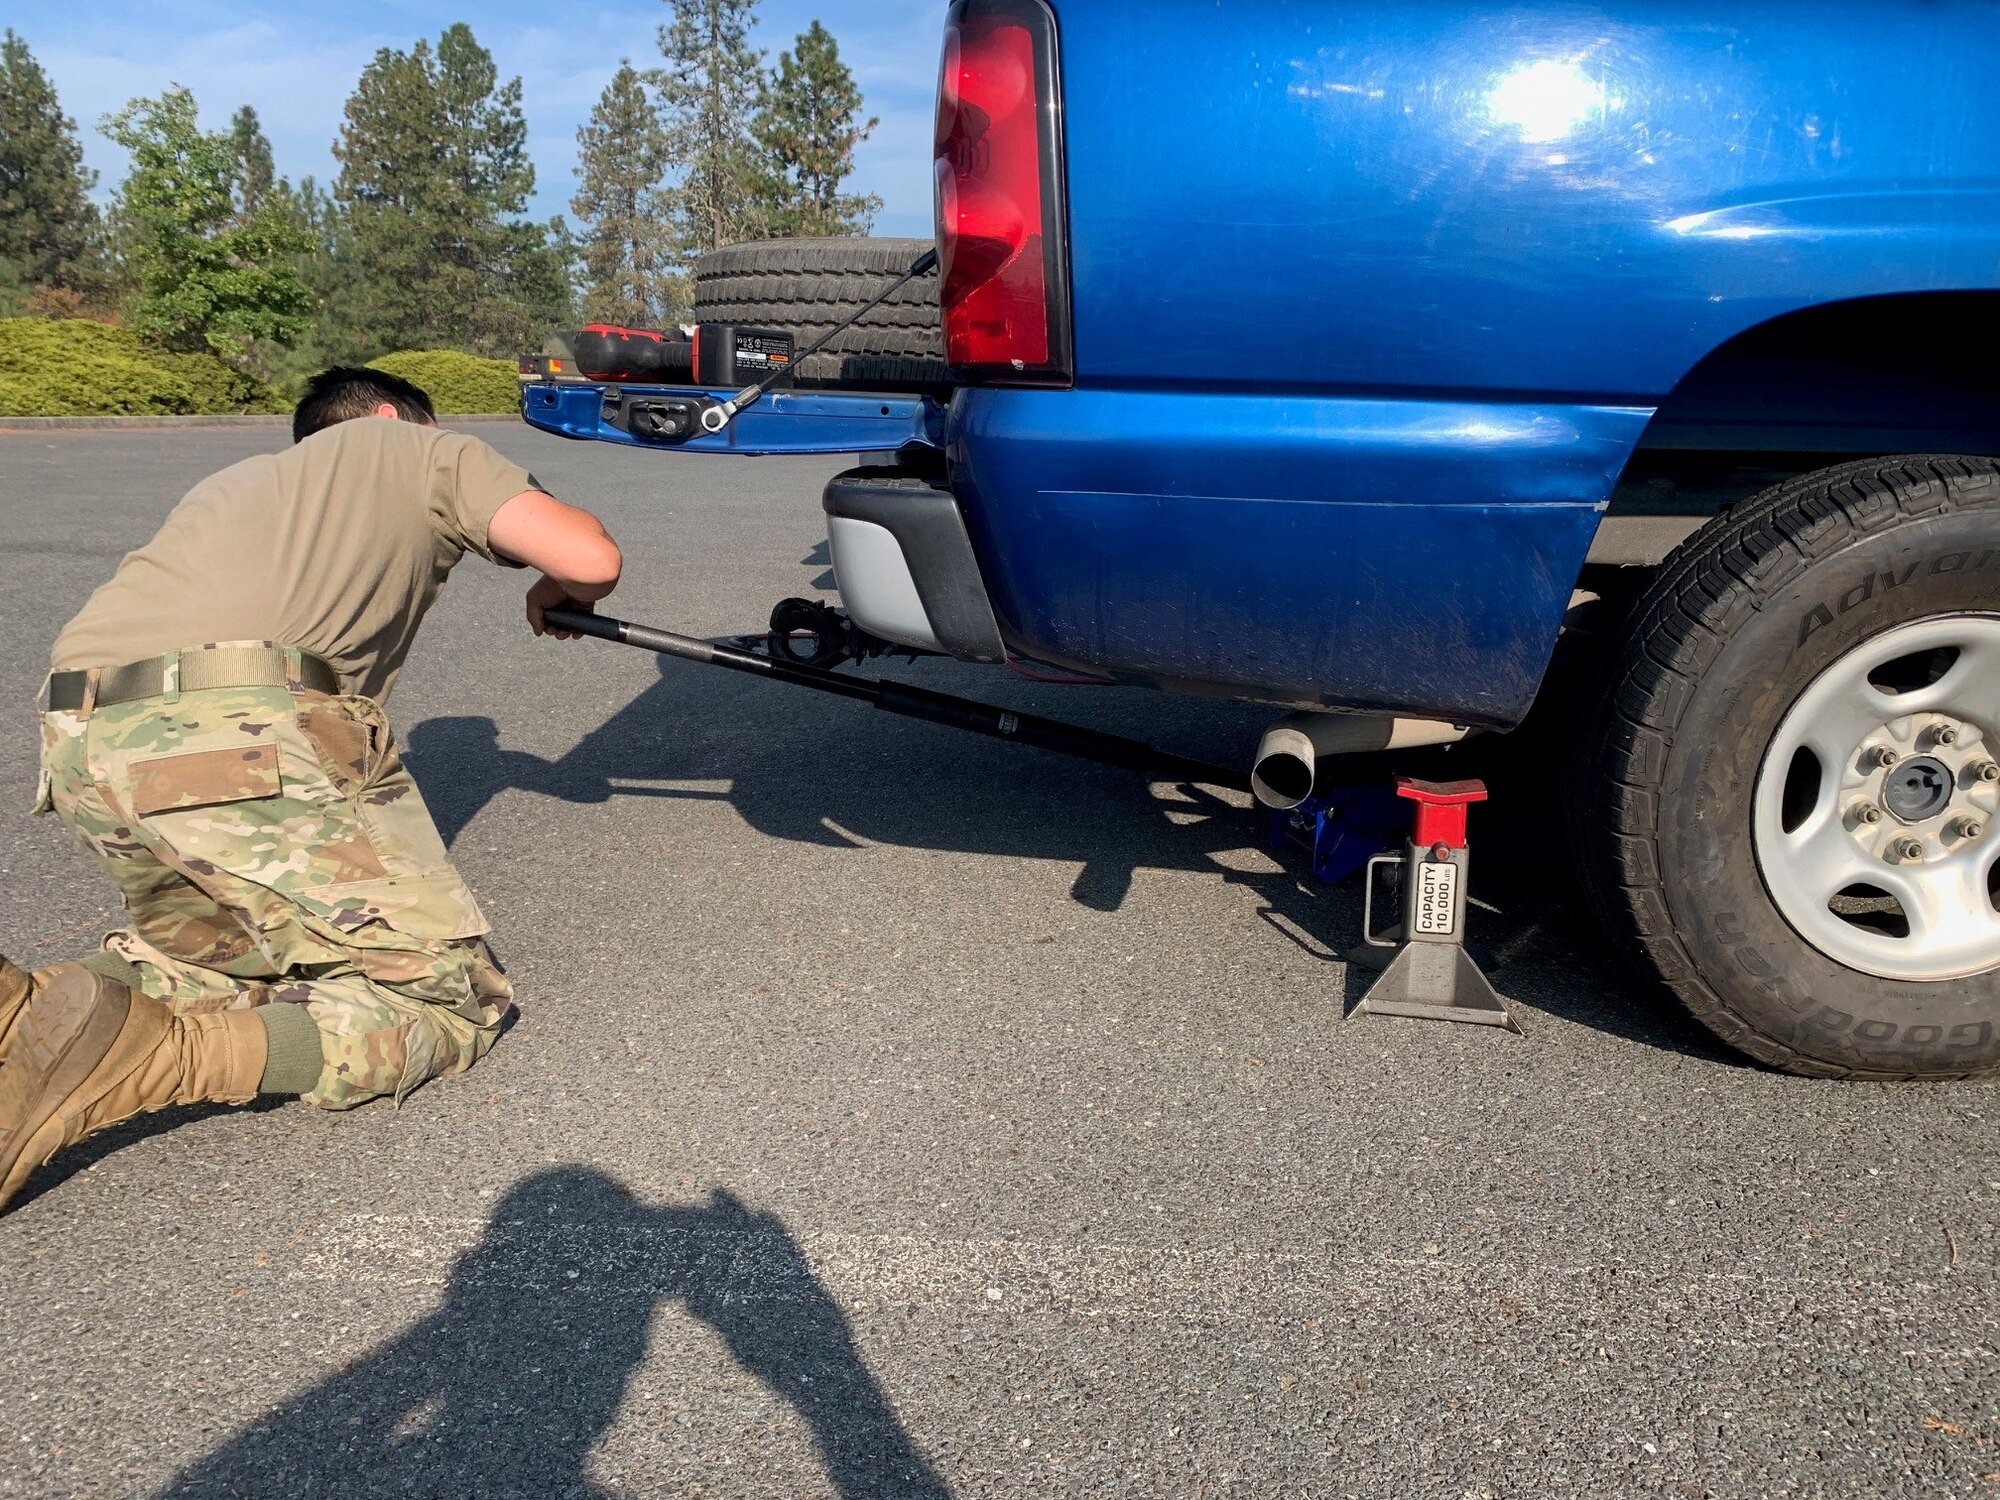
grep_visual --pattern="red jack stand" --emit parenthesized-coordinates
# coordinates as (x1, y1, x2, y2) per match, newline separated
(1348, 778, 1522, 1034)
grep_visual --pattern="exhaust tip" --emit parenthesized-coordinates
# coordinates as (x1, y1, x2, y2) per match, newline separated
(1250, 713, 1473, 810)
(1251, 748, 1316, 811)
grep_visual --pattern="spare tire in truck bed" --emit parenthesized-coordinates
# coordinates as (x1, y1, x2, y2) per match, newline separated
(692, 237, 946, 392)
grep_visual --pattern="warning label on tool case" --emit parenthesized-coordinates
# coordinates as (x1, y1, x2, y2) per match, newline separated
(1414, 862, 1459, 936)
(734, 335, 791, 371)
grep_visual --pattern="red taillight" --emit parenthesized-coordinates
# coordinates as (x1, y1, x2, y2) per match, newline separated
(935, 0, 1068, 380)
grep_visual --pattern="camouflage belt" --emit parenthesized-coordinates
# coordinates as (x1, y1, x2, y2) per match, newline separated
(44, 647, 339, 713)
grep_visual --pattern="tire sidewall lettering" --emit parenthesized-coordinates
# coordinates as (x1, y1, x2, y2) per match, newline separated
(1795, 545, 2000, 655)
(1665, 507, 2000, 1069)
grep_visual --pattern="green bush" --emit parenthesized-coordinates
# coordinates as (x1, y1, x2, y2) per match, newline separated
(367, 350, 521, 415)
(156, 349, 284, 415)
(0, 320, 193, 416)
(0, 318, 282, 416)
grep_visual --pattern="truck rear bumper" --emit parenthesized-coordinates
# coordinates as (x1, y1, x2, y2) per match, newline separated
(822, 470, 1006, 661)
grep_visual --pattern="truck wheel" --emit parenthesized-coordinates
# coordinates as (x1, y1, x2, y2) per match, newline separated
(1574, 456, 2000, 1078)
(692, 237, 946, 391)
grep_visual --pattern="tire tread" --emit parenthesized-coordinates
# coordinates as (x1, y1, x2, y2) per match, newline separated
(1572, 455, 2000, 1080)
(692, 237, 946, 387)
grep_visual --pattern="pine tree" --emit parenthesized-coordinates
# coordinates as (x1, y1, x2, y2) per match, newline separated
(333, 23, 574, 357)
(572, 62, 683, 326)
(752, 21, 879, 237)
(268, 173, 352, 375)
(655, 0, 767, 255)
(0, 29, 101, 301)
(328, 39, 435, 353)
(229, 105, 276, 220)
(101, 86, 313, 358)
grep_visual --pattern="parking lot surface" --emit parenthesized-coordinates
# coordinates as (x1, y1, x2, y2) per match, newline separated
(0, 425, 1995, 1498)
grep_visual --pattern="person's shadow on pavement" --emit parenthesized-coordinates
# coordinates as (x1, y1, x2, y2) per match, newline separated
(406, 715, 617, 848)
(158, 1168, 950, 1500)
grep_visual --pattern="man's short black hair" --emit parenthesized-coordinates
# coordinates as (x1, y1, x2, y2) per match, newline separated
(293, 367, 437, 443)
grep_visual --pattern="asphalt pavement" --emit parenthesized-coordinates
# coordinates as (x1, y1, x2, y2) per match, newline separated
(0, 424, 1995, 1499)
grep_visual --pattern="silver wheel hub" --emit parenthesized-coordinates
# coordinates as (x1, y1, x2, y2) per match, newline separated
(1753, 615, 2000, 982)
(1881, 755, 1953, 823)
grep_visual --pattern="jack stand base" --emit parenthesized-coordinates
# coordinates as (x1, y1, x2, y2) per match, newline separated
(1351, 942, 1522, 1034)
(1342, 934, 1401, 972)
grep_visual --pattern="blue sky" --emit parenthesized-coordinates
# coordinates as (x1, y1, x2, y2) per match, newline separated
(17, 0, 943, 237)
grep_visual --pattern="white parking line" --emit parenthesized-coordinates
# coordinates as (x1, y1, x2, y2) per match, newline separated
(292, 1211, 1992, 1331)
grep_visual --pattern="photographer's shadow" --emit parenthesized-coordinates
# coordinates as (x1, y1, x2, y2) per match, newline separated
(160, 1168, 949, 1500)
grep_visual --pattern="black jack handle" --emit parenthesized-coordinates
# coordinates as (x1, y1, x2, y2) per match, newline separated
(546, 606, 1251, 792)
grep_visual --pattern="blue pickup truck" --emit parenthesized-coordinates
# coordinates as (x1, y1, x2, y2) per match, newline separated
(526, 0, 2000, 1080)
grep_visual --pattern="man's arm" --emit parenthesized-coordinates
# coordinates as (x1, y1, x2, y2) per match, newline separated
(487, 491, 625, 640)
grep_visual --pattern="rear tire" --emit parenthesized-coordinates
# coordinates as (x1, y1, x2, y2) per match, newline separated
(692, 237, 946, 392)
(1572, 455, 2000, 1079)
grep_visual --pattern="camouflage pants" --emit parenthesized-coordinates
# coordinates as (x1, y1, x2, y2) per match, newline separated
(35, 660, 511, 1110)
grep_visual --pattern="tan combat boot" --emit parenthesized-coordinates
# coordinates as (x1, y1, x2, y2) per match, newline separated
(0, 963, 266, 1213)
(0, 952, 28, 1049)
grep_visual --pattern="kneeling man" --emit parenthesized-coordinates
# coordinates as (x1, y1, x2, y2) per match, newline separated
(0, 368, 620, 1211)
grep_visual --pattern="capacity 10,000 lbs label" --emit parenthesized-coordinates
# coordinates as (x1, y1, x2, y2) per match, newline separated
(1414, 861, 1459, 936)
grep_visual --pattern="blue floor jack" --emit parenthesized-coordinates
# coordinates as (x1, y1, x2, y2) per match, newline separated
(1270, 778, 1522, 1034)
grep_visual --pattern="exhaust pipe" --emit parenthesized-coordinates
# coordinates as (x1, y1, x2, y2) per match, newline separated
(1251, 712, 1470, 810)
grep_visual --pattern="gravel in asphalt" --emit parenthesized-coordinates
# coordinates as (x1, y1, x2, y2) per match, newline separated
(0, 426, 1995, 1498)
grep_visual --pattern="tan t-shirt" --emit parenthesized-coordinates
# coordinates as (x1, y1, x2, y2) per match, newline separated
(51, 419, 536, 703)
